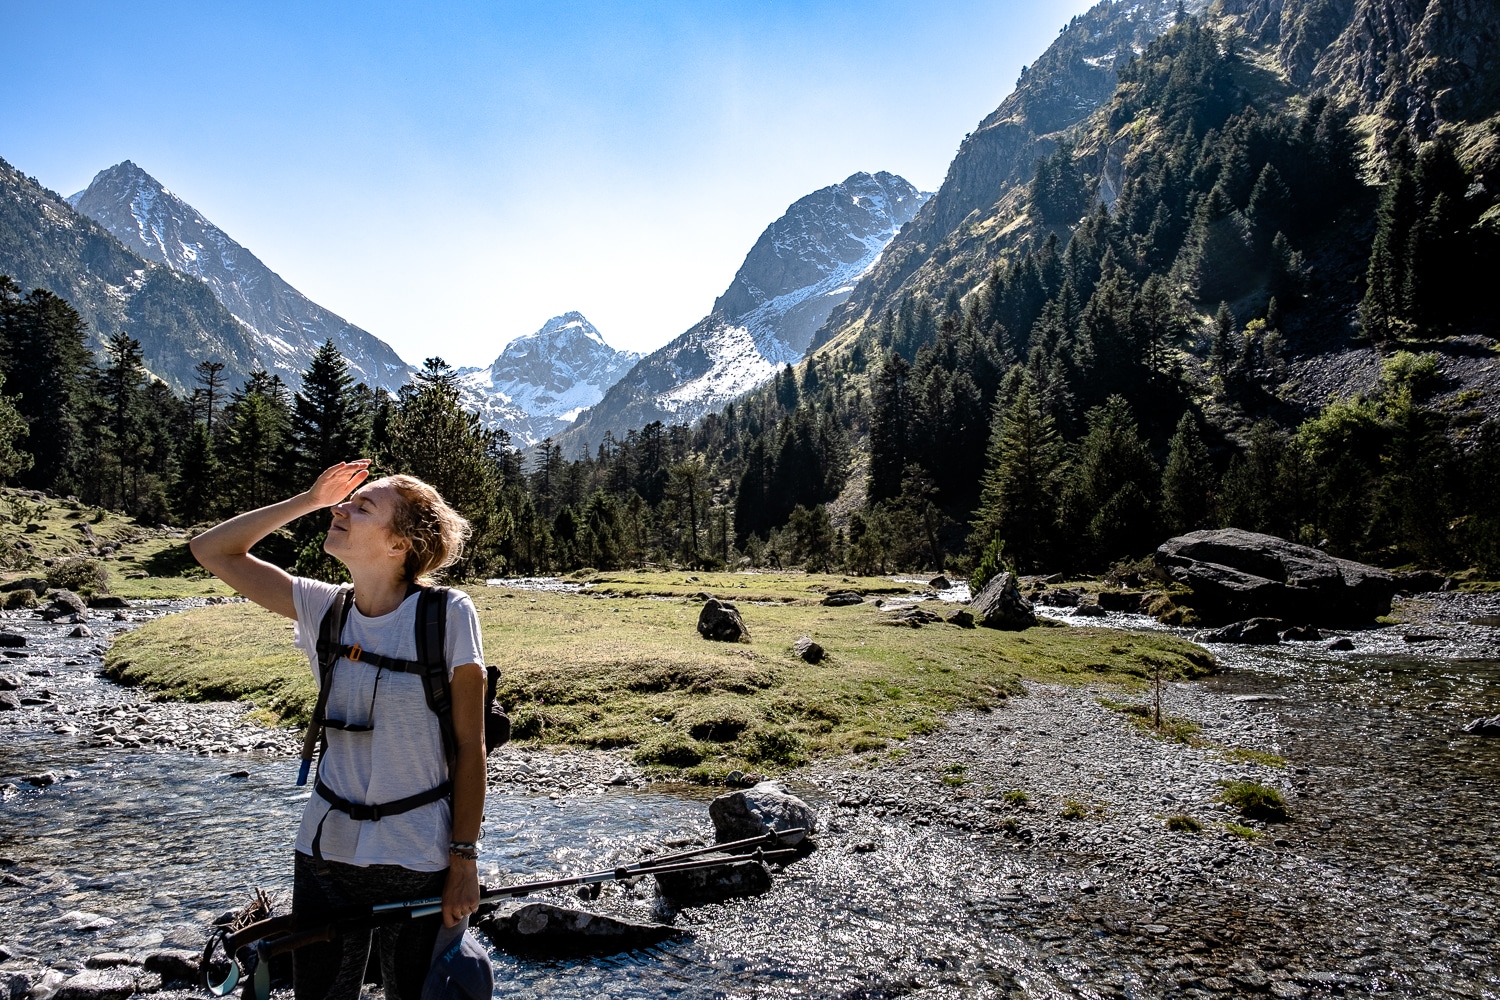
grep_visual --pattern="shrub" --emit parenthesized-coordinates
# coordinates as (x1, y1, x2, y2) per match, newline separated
(1002, 789, 1030, 807)
(1165, 814, 1203, 832)
(1218, 780, 1289, 821)
(47, 556, 108, 595)
(1060, 799, 1088, 820)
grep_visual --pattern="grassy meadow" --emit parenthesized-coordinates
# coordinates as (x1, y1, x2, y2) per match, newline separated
(107, 580, 1216, 782)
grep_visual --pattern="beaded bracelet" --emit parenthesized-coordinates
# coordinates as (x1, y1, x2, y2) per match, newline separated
(449, 845, 479, 861)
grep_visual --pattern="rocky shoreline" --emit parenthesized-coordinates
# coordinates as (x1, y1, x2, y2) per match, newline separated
(2, 595, 1498, 998)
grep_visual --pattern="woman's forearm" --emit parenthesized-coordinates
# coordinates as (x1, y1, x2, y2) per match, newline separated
(191, 492, 318, 562)
(450, 741, 486, 844)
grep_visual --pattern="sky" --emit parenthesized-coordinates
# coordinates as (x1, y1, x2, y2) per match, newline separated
(1, 0, 1094, 367)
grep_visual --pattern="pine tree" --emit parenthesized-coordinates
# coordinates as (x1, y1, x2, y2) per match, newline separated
(1361, 158, 1418, 340)
(1062, 396, 1160, 565)
(0, 287, 93, 492)
(0, 370, 32, 481)
(193, 360, 227, 437)
(171, 420, 220, 524)
(969, 376, 1067, 571)
(1210, 302, 1236, 375)
(1161, 411, 1213, 534)
(290, 340, 371, 484)
(382, 357, 506, 577)
(98, 332, 149, 512)
(868, 352, 911, 503)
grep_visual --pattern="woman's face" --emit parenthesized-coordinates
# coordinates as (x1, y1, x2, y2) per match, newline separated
(324, 481, 406, 569)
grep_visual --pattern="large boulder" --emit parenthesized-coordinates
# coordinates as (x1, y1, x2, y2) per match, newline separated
(39, 590, 87, 623)
(708, 781, 817, 847)
(1155, 529, 1397, 625)
(1194, 618, 1286, 645)
(478, 902, 682, 956)
(967, 572, 1037, 630)
(696, 599, 749, 643)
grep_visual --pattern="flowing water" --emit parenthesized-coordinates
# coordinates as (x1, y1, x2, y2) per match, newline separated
(2, 591, 1498, 998)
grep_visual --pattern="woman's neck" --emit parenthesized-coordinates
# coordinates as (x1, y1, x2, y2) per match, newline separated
(348, 569, 410, 617)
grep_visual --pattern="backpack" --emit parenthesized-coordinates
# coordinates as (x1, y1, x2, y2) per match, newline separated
(296, 584, 510, 788)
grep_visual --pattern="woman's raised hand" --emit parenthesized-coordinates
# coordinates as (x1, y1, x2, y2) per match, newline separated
(307, 460, 371, 508)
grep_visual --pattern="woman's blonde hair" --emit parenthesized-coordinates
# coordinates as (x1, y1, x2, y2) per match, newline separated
(378, 474, 471, 582)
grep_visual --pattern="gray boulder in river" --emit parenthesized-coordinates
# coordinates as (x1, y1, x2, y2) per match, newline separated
(1155, 529, 1397, 625)
(709, 781, 817, 846)
(967, 572, 1037, 630)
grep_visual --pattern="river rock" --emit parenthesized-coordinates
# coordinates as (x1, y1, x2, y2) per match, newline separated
(84, 596, 129, 610)
(82, 956, 133, 971)
(928, 576, 952, 590)
(0, 633, 24, 648)
(792, 637, 824, 663)
(0, 673, 20, 690)
(821, 591, 863, 607)
(54, 910, 112, 931)
(478, 902, 681, 956)
(40, 590, 88, 622)
(653, 859, 772, 905)
(1095, 589, 1144, 612)
(1073, 601, 1106, 618)
(1195, 618, 1286, 644)
(1462, 716, 1500, 737)
(1471, 615, 1500, 627)
(1035, 588, 1081, 608)
(141, 949, 199, 985)
(1396, 570, 1452, 592)
(0, 577, 47, 595)
(69, 626, 92, 639)
(1155, 529, 1398, 625)
(0, 694, 17, 711)
(708, 781, 817, 846)
(1326, 636, 1355, 651)
(52, 968, 137, 1000)
(1279, 624, 1322, 642)
(968, 572, 1037, 630)
(696, 599, 748, 643)
(4, 970, 34, 1000)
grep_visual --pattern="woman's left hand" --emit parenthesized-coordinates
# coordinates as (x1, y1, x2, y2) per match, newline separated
(442, 855, 481, 927)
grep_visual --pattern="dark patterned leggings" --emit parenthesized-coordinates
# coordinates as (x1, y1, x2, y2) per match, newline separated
(291, 851, 448, 1000)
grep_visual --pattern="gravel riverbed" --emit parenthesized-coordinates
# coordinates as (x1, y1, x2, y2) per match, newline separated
(1, 594, 1497, 999)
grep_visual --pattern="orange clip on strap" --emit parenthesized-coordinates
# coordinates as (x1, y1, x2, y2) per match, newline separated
(348, 644, 363, 661)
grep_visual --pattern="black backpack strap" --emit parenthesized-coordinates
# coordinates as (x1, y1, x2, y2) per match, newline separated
(414, 585, 457, 769)
(298, 586, 355, 787)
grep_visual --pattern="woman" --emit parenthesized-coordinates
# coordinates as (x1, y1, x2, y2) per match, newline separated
(190, 460, 487, 1000)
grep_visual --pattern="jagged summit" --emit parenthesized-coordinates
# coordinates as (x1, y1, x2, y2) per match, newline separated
(70, 160, 411, 392)
(558, 171, 928, 449)
(457, 312, 639, 447)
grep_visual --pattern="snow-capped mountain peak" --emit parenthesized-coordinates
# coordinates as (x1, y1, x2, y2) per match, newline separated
(69, 160, 411, 392)
(457, 312, 640, 446)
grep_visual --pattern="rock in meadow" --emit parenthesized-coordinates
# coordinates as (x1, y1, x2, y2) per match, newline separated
(820, 591, 863, 607)
(696, 598, 749, 643)
(792, 636, 824, 663)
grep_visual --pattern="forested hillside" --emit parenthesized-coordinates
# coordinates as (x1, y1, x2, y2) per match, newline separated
(1, 0, 1497, 587)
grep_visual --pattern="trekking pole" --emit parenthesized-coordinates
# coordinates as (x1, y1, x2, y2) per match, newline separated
(203, 828, 806, 1000)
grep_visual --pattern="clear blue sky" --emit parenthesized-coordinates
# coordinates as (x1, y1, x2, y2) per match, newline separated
(1, 0, 1093, 366)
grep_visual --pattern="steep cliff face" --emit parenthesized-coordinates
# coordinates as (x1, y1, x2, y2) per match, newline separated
(812, 0, 1200, 351)
(557, 171, 926, 450)
(70, 161, 412, 392)
(0, 156, 261, 393)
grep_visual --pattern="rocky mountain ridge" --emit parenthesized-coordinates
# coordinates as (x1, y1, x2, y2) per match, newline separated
(559, 171, 927, 450)
(455, 312, 639, 446)
(0, 156, 261, 394)
(69, 161, 411, 393)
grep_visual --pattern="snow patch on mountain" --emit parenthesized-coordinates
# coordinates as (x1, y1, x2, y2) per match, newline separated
(558, 171, 927, 449)
(456, 312, 639, 446)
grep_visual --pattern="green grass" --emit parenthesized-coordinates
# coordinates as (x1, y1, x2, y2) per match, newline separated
(1001, 789, 1030, 807)
(1060, 799, 1089, 820)
(0, 487, 227, 600)
(1217, 780, 1290, 821)
(1097, 697, 1205, 744)
(1165, 814, 1203, 832)
(1223, 822, 1263, 839)
(1218, 748, 1287, 769)
(105, 581, 1217, 781)
(580, 569, 920, 603)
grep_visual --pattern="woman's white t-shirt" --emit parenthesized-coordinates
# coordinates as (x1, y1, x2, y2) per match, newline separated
(290, 577, 486, 871)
